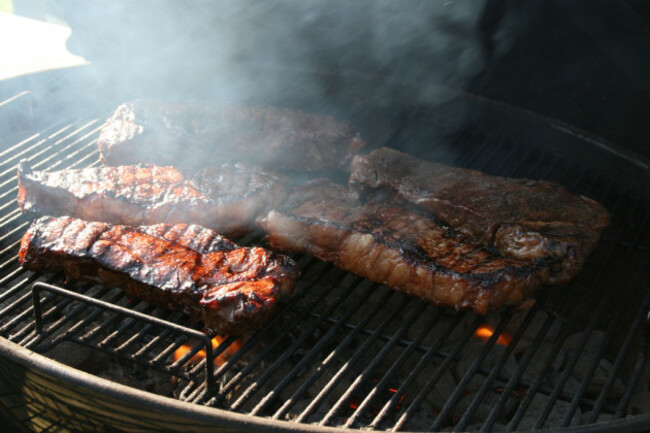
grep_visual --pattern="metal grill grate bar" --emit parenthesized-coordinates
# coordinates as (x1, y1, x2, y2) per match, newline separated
(249, 278, 381, 416)
(368, 312, 463, 429)
(229, 274, 369, 411)
(19, 286, 120, 349)
(617, 330, 649, 418)
(332, 301, 430, 427)
(0, 93, 648, 432)
(505, 185, 640, 431)
(184, 257, 330, 403)
(430, 313, 514, 431)
(343, 304, 440, 428)
(534, 200, 648, 429)
(296, 294, 412, 424)
(233, 276, 371, 412)
(559, 248, 649, 427)
(392, 314, 483, 431)
(457, 296, 550, 431)
(589, 285, 650, 422)
(30, 282, 217, 392)
(478, 305, 557, 432)
(209, 267, 355, 408)
(270, 286, 397, 420)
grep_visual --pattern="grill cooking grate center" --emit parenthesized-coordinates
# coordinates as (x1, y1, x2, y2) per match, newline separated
(0, 89, 649, 432)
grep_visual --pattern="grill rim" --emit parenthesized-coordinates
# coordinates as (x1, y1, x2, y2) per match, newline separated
(3, 337, 650, 433)
(0, 337, 358, 433)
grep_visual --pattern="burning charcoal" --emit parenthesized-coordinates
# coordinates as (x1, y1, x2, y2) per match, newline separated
(563, 330, 607, 361)
(43, 341, 93, 369)
(422, 366, 457, 411)
(453, 390, 518, 426)
(562, 330, 624, 398)
(553, 376, 583, 396)
(628, 360, 650, 414)
(581, 410, 615, 423)
(516, 394, 581, 430)
(579, 359, 626, 398)
(455, 342, 519, 392)
(521, 342, 566, 383)
(507, 310, 562, 355)
(402, 405, 439, 432)
(433, 313, 477, 350)
(86, 351, 175, 396)
(171, 335, 243, 369)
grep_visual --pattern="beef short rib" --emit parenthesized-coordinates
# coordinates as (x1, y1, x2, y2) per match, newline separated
(98, 101, 366, 172)
(19, 216, 299, 334)
(17, 162, 288, 237)
(350, 147, 610, 284)
(259, 179, 553, 314)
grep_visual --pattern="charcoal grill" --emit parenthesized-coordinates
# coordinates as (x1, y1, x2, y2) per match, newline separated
(0, 65, 649, 433)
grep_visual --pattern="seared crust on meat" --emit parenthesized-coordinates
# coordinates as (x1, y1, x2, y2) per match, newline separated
(17, 162, 288, 237)
(259, 179, 552, 314)
(350, 147, 610, 284)
(98, 101, 366, 171)
(19, 216, 299, 334)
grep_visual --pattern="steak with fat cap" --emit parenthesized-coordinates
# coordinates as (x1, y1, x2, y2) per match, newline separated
(259, 178, 553, 314)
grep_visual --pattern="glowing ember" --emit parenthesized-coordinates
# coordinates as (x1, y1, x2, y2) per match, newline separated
(172, 335, 242, 367)
(474, 325, 512, 346)
(346, 380, 408, 416)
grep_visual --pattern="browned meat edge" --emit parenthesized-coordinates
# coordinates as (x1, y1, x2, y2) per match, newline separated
(349, 147, 610, 284)
(17, 162, 288, 237)
(19, 216, 299, 335)
(97, 101, 366, 172)
(259, 179, 553, 314)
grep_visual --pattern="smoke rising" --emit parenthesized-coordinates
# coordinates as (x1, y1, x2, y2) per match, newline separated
(60, 1, 489, 104)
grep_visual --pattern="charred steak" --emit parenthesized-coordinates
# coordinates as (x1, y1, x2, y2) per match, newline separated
(259, 179, 553, 314)
(17, 162, 288, 237)
(19, 216, 299, 334)
(349, 147, 610, 284)
(98, 101, 366, 171)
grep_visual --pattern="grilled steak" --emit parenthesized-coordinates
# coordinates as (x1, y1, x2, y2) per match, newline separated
(98, 101, 366, 171)
(259, 179, 552, 314)
(17, 162, 288, 237)
(19, 216, 299, 334)
(349, 147, 610, 284)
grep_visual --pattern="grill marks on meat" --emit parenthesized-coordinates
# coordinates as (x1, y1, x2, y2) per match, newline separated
(259, 179, 552, 314)
(349, 147, 610, 284)
(17, 162, 288, 236)
(19, 216, 299, 334)
(98, 101, 366, 172)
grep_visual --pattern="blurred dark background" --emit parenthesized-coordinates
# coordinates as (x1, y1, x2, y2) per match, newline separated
(472, 1, 650, 160)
